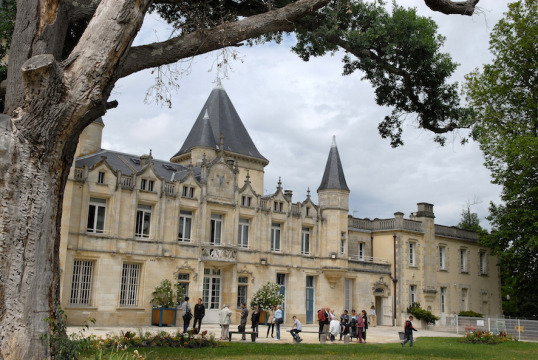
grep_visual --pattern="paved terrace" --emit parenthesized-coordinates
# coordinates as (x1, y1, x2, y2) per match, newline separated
(68, 324, 460, 344)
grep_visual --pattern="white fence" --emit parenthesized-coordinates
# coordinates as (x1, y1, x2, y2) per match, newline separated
(433, 315, 538, 341)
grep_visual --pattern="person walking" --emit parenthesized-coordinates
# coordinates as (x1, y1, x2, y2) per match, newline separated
(251, 306, 261, 333)
(401, 315, 418, 347)
(361, 309, 368, 343)
(181, 296, 192, 333)
(193, 298, 205, 332)
(240, 303, 249, 340)
(369, 305, 377, 327)
(266, 305, 275, 338)
(290, 315, 303, 342)
(274, 305, 283, 340)
(218, 304, 232, 340)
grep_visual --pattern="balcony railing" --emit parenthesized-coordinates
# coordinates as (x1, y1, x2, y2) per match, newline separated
(120, 175, 133, 189)
(74, 168, 85, 181)
(435, 225, 478, 242)
(348, 255, 389, 264)
(201, 242, 237, 262)
(164, 182, 175, 196)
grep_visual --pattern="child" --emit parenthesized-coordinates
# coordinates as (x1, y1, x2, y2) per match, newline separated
(401, 315, 418, 347)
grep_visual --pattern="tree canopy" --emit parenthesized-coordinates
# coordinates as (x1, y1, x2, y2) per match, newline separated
(464, 0, 538, 317)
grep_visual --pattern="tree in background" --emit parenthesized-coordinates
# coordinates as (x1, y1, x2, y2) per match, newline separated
(457, 200, 486, 233)
(464, 0, 538, 318)
(250, 282, 285, 311)
(0, 1, 483, 358)
(0, 0, 15, 112)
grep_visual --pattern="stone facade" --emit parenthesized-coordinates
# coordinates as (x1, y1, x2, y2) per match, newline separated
(59, 86, 501, 327)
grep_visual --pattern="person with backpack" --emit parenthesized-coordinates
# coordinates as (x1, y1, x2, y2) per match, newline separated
(401, 315, 418, 347)
(317, 307, 329, 340)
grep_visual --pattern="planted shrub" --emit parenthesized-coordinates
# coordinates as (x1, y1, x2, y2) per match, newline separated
(406, 302, 440, 325)
(459, 310, 483, 317)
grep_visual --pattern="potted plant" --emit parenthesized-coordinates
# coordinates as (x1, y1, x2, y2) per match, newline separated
(150, 279, 183, 326)
(250, 282, 285, 324)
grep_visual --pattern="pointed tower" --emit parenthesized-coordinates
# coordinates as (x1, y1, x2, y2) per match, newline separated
(317, 136, 350, 257)
(171, 83, 268, 194)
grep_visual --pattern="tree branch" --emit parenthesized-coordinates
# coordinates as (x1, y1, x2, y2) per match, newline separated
(424, 0, 480, 16)
(119, 0, 330, 78)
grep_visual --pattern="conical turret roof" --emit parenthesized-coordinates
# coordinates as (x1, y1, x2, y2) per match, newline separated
(173, 84, 267, 162)
(317, 136, 349, 192)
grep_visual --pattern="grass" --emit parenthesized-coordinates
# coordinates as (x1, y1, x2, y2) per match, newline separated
(81, 337, 538, 360)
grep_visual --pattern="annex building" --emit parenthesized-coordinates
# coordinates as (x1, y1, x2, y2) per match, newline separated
(59, 84, 502, 327)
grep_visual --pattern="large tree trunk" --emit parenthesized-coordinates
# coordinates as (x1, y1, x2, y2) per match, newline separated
(0, 115, 74, 359)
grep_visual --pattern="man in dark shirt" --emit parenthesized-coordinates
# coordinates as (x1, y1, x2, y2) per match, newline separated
(193, 298, 205, 332)
(240, 303, 249, 340)
(402, 315, 418, 347)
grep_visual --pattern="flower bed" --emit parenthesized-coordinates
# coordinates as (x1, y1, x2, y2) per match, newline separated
(460, 329, 515, 345)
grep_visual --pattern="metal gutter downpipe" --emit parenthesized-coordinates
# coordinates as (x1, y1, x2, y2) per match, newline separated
(392, 234, 398, 326)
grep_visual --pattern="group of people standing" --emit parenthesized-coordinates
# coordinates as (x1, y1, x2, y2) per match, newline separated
(318, 306, 376, 344)
(180, 297, 206, 334)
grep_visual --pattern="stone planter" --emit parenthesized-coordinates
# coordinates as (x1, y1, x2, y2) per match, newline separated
(151, 307, 177, 327)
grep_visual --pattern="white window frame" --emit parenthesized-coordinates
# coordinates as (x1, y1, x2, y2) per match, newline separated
(410, 285, 417, 305)
(87, 197, 107, 234)
(409, 242, 416, 266)
(238, 218, 250, 248)
(440, 287, 446, 313)
(70, 260, 94, 306)
(237, 276, 248, 308)
(177, 273, 190, 301)
(119, 263, 141, 307)
(210, 214, 223, 245)
(178, 210, 193, 242)
(135, 204, 152, 239)
(148, 180, 154, 192)
(439, 246, 446, 270)
(271, 223, 281, 251)
(140, 179, 147, 191)
(301, 227, 311, 255)
(479, 251, 488, 275)
(460, 248, 468, 273)
(358, 242, 365, 260)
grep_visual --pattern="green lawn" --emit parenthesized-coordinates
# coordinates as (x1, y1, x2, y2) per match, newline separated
(81, 337, 538, 360)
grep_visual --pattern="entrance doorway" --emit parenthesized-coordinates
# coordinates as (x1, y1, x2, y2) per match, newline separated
(203, 268, 221, 323)
(375, 296, 383, 326)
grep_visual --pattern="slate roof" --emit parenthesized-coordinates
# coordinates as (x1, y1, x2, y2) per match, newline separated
(172, 84, 267, 162)
(75, 149, 201, 182)
(317, 136, 350, 192)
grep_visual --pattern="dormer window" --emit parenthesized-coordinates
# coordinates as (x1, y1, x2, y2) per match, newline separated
(273, 201, 283, 212)
(140, 179, 154, 192)
(182, 186, 195, 198)
(97, 171, 105, 184)
(241, 195, 252, 207)
(306, 207, 310, 217)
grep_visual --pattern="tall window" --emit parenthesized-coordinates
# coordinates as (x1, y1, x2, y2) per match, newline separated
(271, 223, 281, 251)
(210, 214, 222, 245)
(140, 179, 147, 190)
(410, 285, 416, 304)
(135, 204, 152, 238)
(273, 201, 283, 212)
(70, 260, 93, 306)
(277, 273, 286, 310)
(345, 279, 353, 311)
(87, 197, 106, 233)
(120, 263, 140, 307)
(440, 287, 447, 313)
(182, 186, 195, 198)
(461, 288, 468, 311)
(177, 273, 190, 300)
(358, 242, 365, 260)
(409, 242, 416, 266)
(97, 171, 105, 184)
(203, 268, 221, 309)
(460, 249, 468, 272)
(237, 276, 248, 308)
(238, 218, 250, 248)
(178, 210, 192, 242)
(340, 239, 346, 255)
(301, 227, 311, 255)
(479, 251, 488, 275)
(439, 246, 446, 270)
(305, 207, 310, 217)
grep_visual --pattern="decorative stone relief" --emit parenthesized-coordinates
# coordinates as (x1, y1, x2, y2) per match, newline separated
(201, 246, 237, 261)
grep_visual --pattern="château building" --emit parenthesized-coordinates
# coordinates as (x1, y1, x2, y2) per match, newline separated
(59, 84, 501, 327)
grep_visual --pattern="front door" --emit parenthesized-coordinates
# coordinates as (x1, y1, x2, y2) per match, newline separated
(203, 268, 221, 322)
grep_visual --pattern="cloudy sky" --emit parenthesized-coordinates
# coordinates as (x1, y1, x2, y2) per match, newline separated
(101, 0, 511, 229)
